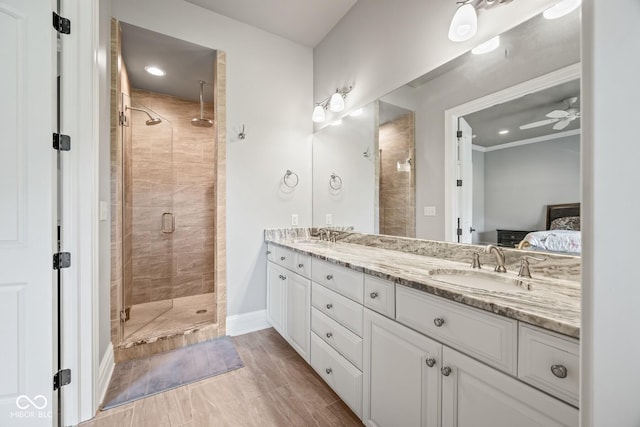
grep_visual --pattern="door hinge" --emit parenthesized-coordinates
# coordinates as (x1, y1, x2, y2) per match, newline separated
(53, 133, 71, 151)
(456, 130, 463, 138)
(53, 252, 71, 270)
(53, 369, 71, 391)
(456, 179, 463, 187)
(456, 228, 462, 236)
(119, 111, 128, 126)
(52, 12, 71, 35)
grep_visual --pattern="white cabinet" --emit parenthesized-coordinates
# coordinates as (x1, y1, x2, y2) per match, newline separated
(363, 309, 441, 427)
(267, 262, 286, 336)
(286, 271, 311, 361)
(441, 346, 578, 427)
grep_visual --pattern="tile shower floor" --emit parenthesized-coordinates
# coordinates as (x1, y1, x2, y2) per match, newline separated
(123, 293, 216, 345)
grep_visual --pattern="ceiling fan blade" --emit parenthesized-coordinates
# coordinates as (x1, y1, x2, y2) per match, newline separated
(520, 118, 559, 130)
(552, 118, 572, 130)
(546, 110, 569, 119)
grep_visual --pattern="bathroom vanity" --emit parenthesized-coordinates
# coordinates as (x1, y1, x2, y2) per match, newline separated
(265, 230, 580, 427)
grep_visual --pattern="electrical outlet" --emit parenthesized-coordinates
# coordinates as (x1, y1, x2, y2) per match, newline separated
(291, 214, 299, 226)
(424, 206, 436, 217)
(325, 214, 332, 225)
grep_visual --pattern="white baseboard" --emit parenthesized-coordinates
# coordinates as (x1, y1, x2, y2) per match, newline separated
(97, 343, 114, 408)
(226, 309, 271, 336)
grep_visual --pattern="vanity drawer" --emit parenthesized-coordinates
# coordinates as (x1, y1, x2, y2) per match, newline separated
(274, 245, 296, 271)
(311, 333, 363, 419)
(293, 252, 312, 279)
(312, 307, 363, 370)
(312, 283, 364, 337)
(396, 285, 517, 375)
(364, 275, 395, 318)
(312, 259, 364, 303)
(518, 324, 580, 407)
(267, 243, 276, 263)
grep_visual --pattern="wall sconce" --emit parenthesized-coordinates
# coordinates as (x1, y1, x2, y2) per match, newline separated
(448, 0, 513, 43)
(312, 86, 353, 123)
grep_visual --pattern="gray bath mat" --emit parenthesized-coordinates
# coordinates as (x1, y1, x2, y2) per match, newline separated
(101, 336, 244, 410)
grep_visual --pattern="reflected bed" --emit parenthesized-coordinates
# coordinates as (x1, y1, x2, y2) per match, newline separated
(518, 203, 581, 255)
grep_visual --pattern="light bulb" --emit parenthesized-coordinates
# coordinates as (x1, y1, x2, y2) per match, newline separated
(472, 36, 500, 54)
(329, 92, 345, 112)
(448, 3, 478, 42)
(312, 105, 326, 123)
(543, 0, 581, 20)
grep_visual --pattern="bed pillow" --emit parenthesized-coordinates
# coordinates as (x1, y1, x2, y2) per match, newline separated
(550, 216, 581, 231)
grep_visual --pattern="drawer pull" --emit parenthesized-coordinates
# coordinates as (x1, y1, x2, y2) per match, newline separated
(425, 358, 436, 368)
(280, 256, 286, 261)
(370, 291, 379, 299)
(326, 332, 333, 338)
(279, 274, 286, 280)
(326, 303, 333, 309)
(326, 274, 333, 280)
(433, 317, 445, 327)
(325, 368, 332, 375)
(441, 366, 452, 376)
(550, 364, 568, 379)
(298, 263, 304, 269)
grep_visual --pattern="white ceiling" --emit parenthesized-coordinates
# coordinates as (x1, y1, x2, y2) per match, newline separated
(184, 0, 358, 47)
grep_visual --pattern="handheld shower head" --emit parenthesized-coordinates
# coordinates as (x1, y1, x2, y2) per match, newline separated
(126, 105, 162, 126)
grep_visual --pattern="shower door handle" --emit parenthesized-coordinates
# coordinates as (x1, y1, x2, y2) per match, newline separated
(162, 212, 175, 234)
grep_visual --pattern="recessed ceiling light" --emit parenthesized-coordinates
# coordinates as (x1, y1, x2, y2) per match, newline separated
(472, 36, 500, 55)
(472, 134, 477, 139)
(543, 0, 581, 20)
(350, 108, 363, 117)
(498, 129, 509, 135)
(144, 65, 166, 76)
(330, 119, 343, 126)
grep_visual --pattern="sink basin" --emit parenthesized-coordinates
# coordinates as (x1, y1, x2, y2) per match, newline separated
(427, 269, 531, 292)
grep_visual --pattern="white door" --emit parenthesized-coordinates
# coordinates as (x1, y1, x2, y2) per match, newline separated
(441, 347, 578, 427)
(0, 0, 57, 425)
(266, 263, 285, 336)
(363, 309, 442, 427)
(456, 118, 473, 244)
(285, 273, 310, 362)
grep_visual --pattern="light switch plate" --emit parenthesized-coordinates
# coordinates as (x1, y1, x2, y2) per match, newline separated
(424, 206, 436, 216)
(325, 214, 332, 225)
(291, 214, 299, 226)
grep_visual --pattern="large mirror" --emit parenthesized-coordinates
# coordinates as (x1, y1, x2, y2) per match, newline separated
(312, 7, 581, 255)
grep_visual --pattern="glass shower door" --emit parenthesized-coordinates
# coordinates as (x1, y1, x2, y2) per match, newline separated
(121, 93, 174, 342)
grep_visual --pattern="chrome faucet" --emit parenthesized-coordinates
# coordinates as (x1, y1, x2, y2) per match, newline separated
(485, 245, 507, 273)
(317, 228, 328, 241)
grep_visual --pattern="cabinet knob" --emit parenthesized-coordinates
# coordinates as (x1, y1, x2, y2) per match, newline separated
(266, 250, 272, 255)
(425, 358, 436, 368)
(326, 332, 333, 338)
(280, 256, 286, 261)
(279, 274, 286, 280)
(433, 317, 445, 327)
(298, 263, 304, 269)
(441, 366, 452, 376)
(325, 368, 332, 375)
(326, 274, 333, 280)
(326, 303, 333, 309)
(370, 292, 379, 299)
(278, 274, 283, 280)
(550, 364, 568, 379)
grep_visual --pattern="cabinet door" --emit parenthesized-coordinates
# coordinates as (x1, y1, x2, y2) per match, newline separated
(267, 262, 286, 336)
(286, 273, 311, 362)
(441, 347, 578, 427)
(363, 309, 442, 427)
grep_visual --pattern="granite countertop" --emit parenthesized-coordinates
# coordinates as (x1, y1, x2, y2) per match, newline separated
(267, 238, 580, 339)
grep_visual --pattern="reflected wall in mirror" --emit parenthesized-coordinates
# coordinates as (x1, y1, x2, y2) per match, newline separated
(312, 6, 581, 255)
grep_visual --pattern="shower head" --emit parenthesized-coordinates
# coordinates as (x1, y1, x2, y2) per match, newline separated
(126, 105, 162, 126)
(191, 80, 214, 128)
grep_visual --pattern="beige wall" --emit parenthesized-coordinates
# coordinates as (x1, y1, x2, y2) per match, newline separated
(379, 113, 415, 237)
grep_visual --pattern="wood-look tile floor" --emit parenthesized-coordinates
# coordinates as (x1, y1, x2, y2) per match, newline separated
(82, 328, 363, 427)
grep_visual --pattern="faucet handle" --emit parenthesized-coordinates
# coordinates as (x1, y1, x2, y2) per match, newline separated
(518, 256, 547, 278)
(470, 252, 482, 269)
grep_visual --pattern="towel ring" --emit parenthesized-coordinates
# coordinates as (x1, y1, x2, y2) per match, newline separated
(329, 173, 343, 190)
(283, 170, 299, 188)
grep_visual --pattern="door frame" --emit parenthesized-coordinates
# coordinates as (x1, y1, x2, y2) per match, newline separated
(443, 63, 581, 242)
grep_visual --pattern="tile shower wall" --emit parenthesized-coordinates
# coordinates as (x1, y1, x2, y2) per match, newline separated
(129, 88, 216, 305)
(379, 113, 416, 237)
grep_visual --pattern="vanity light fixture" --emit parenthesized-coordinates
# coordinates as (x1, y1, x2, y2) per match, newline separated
(543, 0, 581, 20)
(498, 129, 509, 135)
(471, 35, 500, 54)
(448, 1, 478, 42)
(144, 65, 165, 76)
(312, 86, 353, 123)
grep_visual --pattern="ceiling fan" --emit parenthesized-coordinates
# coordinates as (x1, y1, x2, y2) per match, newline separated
(519, 96, 581, 131)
